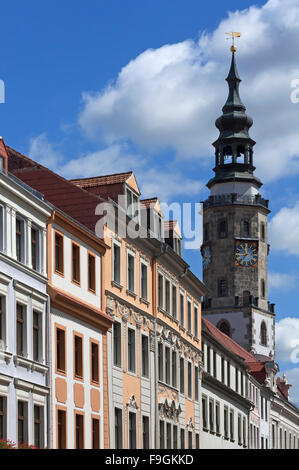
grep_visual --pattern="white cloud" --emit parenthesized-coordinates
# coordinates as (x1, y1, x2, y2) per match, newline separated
(280, 368, 299, 406)
(268, 272, 296, 289)
(29, 133, 64, 169)
(276, 317, 299, 363)
(78, 0, 299, 183)
(269, 203, 299, 255)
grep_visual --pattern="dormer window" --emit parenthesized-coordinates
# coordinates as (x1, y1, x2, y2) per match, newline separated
(173, 237, 182, 257)
(126, 188, 139, 223)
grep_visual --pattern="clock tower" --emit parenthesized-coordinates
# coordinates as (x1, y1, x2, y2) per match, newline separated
(201, 47, 275, 358)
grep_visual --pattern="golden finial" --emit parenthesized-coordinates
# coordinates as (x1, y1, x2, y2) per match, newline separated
(225, 32, 241, 52)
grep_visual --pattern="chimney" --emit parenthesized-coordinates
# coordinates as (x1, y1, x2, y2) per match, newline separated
(277, 373, 292, 400)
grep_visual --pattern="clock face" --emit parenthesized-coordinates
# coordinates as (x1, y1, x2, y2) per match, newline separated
(235, 242, 258, 267)
(202, 246, 211, 270)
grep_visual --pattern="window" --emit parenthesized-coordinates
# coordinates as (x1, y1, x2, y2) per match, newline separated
(34, 405, 43, 448)
(72, 243, 80, 284)
(92, 418, 100, 449)
(180, 293, 184, 327)
(160, 421, 165, 449)
(172, 286, 177, 319)
(221, 357, 225, 383)
(127, 253, 135, 292)
(18, 401, 28, 445)
(241, 373, 244, 396)
(158, 343, 163, 381)
(187, 301, 192, 333)
(213, 350, 217, 378)
(227, 362, 231, 388)
(0, 296, 5, 345)
(16, 304, 25, 357)
(187, 362, 192, 399)
(165, 347, 171, 385)
(243, 220, 250, 237)
(165, 280, 170, 313)
(33, 311, 41, 362)
(55, 232, 64, 274)
(218, 279, 228, 297)
(16, 217, 25, 263)
(57, 409, 67, 449)
(141, 263, 148, 300)
(195, 433, 199, 449)
(188, 431, 193, 449)
(129, 412, 137, 449)
(126, 188, 139, 222)
(180, 429, 185, 449)
(31, 227, 40, 271)
(194, 305, 198, 338)
(236, 369, 239, 393)
(216, 402, 220, 434)
(115, 408, 123, 449)
(75, 413, 84, 449)
(224, 407, 228, 439)
(142, 416, 150, 449)
(113, 243, 121, 284)
(261, 222, 265, 241)
(127, 328, 136, 373)
(202, 397, 207, 430)
(172, 351, 177, 388)
(194, 366, 199, 401)
(230, 410, 234, 441)
(173, 425, 178, 449)
(238, 415, 242, 445)
(260, 322, 267, 346)
(74, 335, 83, 379)
(209, 400, 214, 432)
(204, 223, 209, 242)
(88, 254, 96, 292)
(0, 397, 6, 440)
(218, 219, 227, 238)
(180, 358, 185, 394)
(243, 418, 247, 447)
(167, 423, 172, 449)
(207, 346, 211, 374)
(261, 279, 266, 298)
(0, 205, 4, 252)
(158, 274, 164, 309)
(141, 335, 149, 378)
(91, 341, 99, 384)
(113, 322, 122, 368)
(218, 320, 231, 337)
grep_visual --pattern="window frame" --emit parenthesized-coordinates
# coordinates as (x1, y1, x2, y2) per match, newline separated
(112, 240, 122, 286)
(140, 260, 148, 301)
(31, 225, 41, 272)
(88, 252, 96, 293)
(16, 215, 26, 264)
(71, 241, 81, 286)
(74, 332, 84, 380)
(90, 339, 100, 385)
(113, 321, 122, 369)
(54, 230, 64, 276)
(127, 250, 135, 294)
(56, 324, 66, 375)
(127, 326, 136, 374)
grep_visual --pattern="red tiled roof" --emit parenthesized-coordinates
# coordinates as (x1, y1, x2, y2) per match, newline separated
(203, 318, 259, 365)
(140, 198, 159, 209)
(164, 220, 177, 230)
(70, 172, 133, 188)
(7, 146, 104, 233)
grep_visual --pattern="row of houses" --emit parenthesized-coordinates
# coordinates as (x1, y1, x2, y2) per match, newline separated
(0, 137, 298, 449)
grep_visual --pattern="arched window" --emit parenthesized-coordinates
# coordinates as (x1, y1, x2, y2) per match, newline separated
(260, 322, 267, 346)
(261, 279, 265, 299)
(218, 320, 231, 337)
(243, 219, 250, 237)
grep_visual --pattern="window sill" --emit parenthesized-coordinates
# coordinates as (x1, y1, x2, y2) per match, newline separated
(111, 280, 123, 291)
(126, 289, 137, 299)
(203, 427, 209, 433)
(179, 325, 186, 332)
(14, 355, 48, 374)
(54, 270, 64, 278)
(187, 331, 193, 338)
(91, 380, 100, 387)
(216, 432, 221, 437)
(0, 350, 12, 364)
(140, 297, 150, 306)
(209, 430, 215, 434)
(127, 370, 137, 378)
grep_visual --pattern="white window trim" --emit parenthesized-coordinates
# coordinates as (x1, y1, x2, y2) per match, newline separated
(113, 320, 122, 369)
(30, 224, 42, 273)
(126, 249, 136, 294)
(127, 324, 137, 376)
(112, 239, 122, 286)
(15, 214, 27, 265)
(140, 332, 149, 380)
(140, 260, 148, 302)
(127, 407, 138, 449)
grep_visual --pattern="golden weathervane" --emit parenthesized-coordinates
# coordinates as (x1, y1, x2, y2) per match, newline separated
(225, 32, 241, 52)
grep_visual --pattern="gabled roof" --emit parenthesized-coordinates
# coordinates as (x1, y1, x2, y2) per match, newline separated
(70, 172, 134, 188)
(141, 197, 159, 209)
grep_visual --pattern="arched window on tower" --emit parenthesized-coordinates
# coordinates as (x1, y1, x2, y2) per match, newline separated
(218, 320, 231, 338)
(243, 220, 250, 237)
(260, 321, 267, 346)
(261, 279, 266, 299)
(223, 145, 233, 162)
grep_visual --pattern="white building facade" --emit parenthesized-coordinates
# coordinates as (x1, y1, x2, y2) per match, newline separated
(0, 166, 51, 448)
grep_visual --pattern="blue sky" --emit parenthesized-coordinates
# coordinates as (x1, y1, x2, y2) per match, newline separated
(1, 0, 298, 402)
